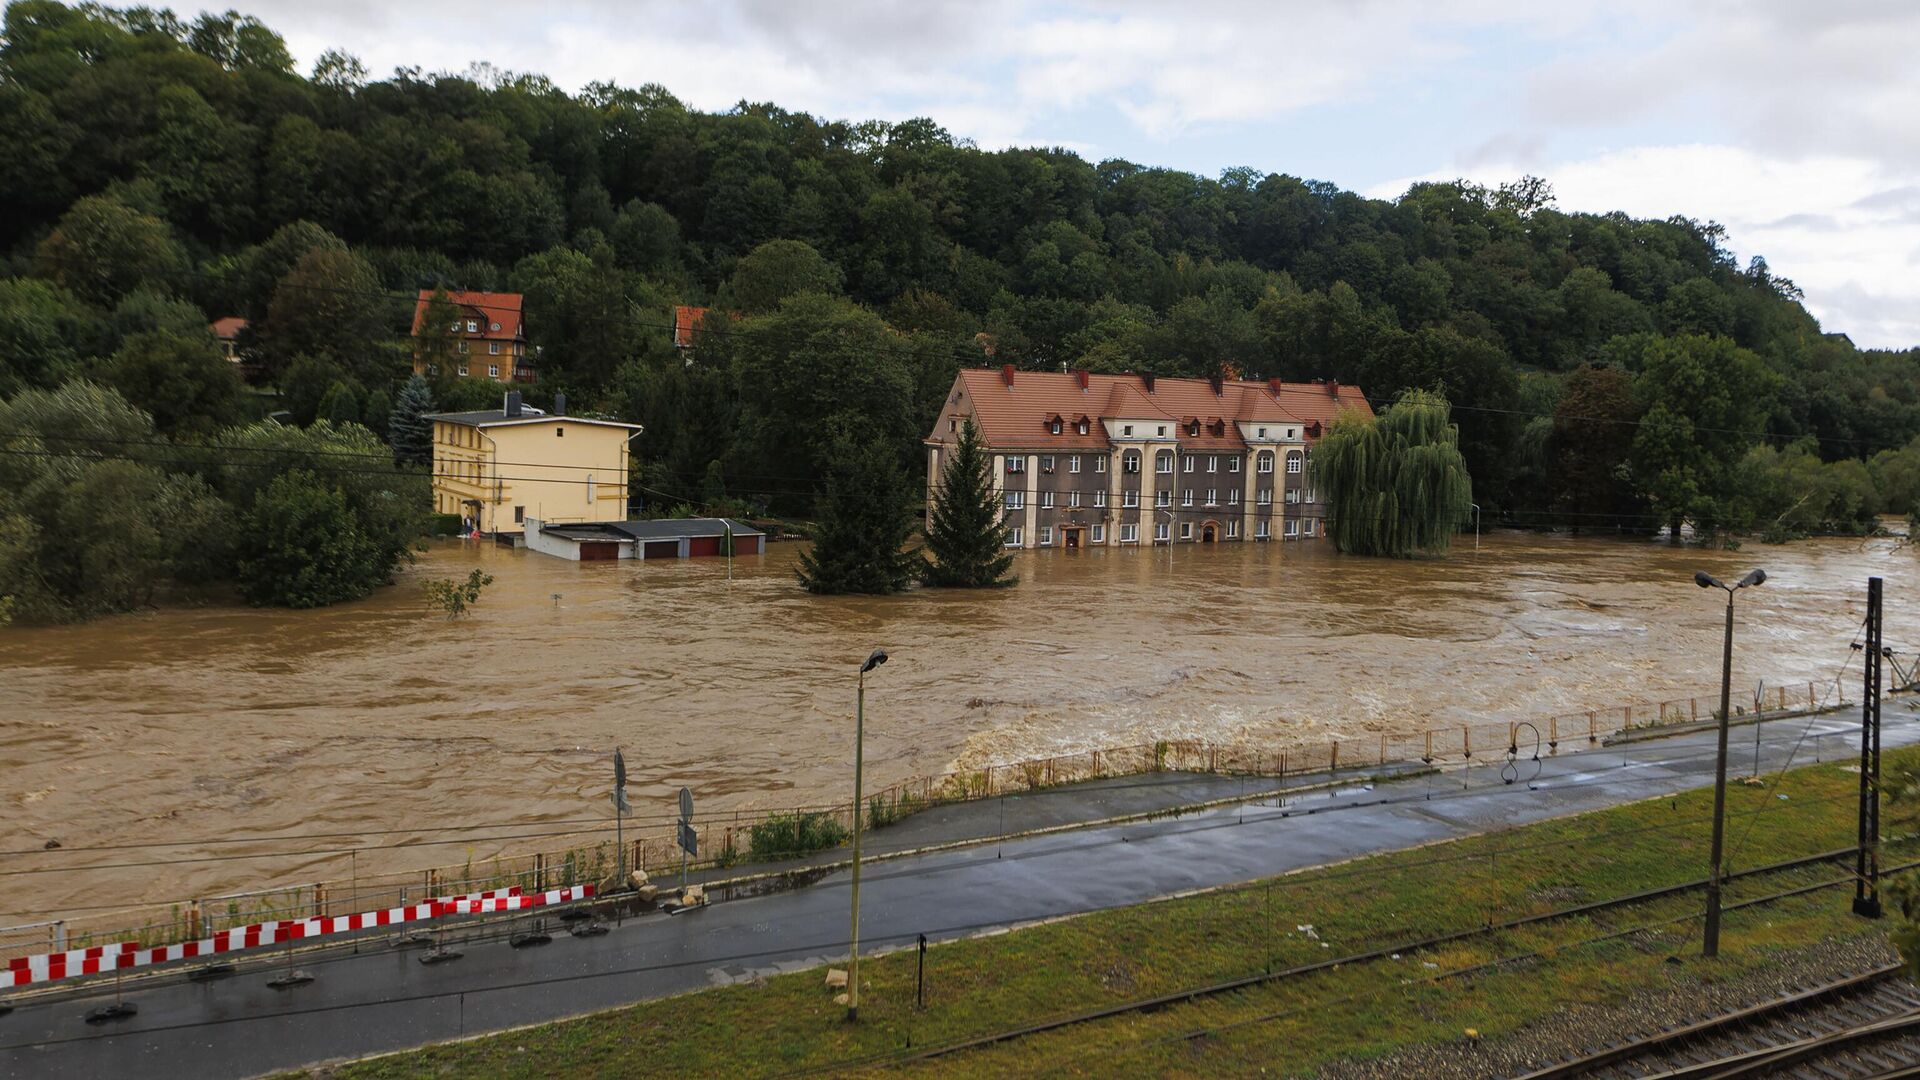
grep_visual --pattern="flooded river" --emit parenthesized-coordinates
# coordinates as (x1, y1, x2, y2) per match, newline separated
(4, 531, 1916, 922)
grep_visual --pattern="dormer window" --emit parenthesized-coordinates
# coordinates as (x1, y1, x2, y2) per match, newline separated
(449, 320, 461, 331)
(466, 320, 478, 333)
(1258, 427, 1267, 438)
(1076, 419, 1089, 435)
(1123, 424, 1133, 437)
(1050, 420, 1062, 435)
(1186, 421, 1200, 437)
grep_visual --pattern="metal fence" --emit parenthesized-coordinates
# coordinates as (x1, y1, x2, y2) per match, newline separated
(0, 675, 1853, 969)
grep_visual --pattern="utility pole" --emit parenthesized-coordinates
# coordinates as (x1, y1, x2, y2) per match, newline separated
(1855, 577, 1884, 918)
(847, 648, 888, 1022)
(1696, 568, 1766, 959)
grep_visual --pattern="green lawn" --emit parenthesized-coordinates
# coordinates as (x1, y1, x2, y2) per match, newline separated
(311, 749, 1915, 1079)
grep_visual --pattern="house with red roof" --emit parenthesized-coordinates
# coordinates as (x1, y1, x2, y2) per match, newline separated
(925, 367, 1372, 549)
(411, 290, 533, 383)
(209, 316, 247, 362)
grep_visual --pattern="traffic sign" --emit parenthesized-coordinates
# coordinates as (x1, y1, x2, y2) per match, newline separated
(677, 821, 697, 857)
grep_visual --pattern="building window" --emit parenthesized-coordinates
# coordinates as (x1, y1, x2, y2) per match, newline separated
(1007, 527, 1023, 547)
(1119, 523, 1138, 543)
(1229, 457, 1241, 473)
(1155, 522, 1170, 542)
(1285, 519, 1299, 537)
(1182, 455, 1195, 473)
(1256, 520, 1270, 539)
(1093, 490, 1107, 508)
(1155, 451, 1173, 474)
(1069, 455, 1081, 473)
(1156, 490, 1172, 508)
(1005, 491, 1025, 510)
(1181, 489, 1194, 507)
(1287, 451, 1304, 474)
(1076, 419, 1089, 435)
(1258, 451, 1275, 474)
(1205, 488, 1217, 506)
(1038, 526, 1053, 546)
(449, 320, 461, 331)
(1180, 521, 1192, 539)
(1228, 489, 1241, 506)
(1122, 424, 1133, 437)
(1286, 427, 1297, 439)
(1207, 455, 1218, 473)
(1227, 520, 1239, 538)
(1067, 491, 1080, 508)
(1286, 488, 1301, 504)
(1091, 524, 1105, 543)
(949, 418, 957, 433)
(1123, 490, 1139, 508)
(488, 365, 500, 378)
(1157, 425, 1167, 437)
(466, 320, 478, 333)
(1041, 491, 1055, 509)
(1095, 456, 1107, 473)
(1258, 490, 1272, 506)
(1049, 419, 1062, 435)
(1257, 426, 1267, 438)
(457, 340, 468, 354)
(1123, 451, 1141, 474)
(457, 364, 469, 376)
(490, 342, 501, 355)
(1041, 455, 1055, 473)
(1303, 518, 1316, 537)
(1186, 421, 1200, 437)
(514, 505, 525, 524)
(556, 427, 565, 437)
(490, 322, 501, 332)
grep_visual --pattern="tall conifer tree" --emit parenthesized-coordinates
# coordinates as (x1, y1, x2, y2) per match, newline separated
(923, 417, 1015, 587)
(796, 436, 923, 594)
(388, 373, 435, 467)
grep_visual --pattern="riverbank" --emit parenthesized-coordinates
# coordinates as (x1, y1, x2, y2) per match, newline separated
(300, 745, 1916, 1079)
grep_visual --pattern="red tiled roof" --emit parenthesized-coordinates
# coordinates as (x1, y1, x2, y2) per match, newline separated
(209, 316, 247, 340)
(412, 291, 524, 342)
(674, 305, 707, 348)
(947, 369, 1372, 452)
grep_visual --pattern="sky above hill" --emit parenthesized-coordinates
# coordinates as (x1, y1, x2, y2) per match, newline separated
(227, 0, 1919, 349)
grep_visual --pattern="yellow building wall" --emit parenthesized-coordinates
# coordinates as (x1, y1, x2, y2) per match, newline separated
(430, 419, 631, 534)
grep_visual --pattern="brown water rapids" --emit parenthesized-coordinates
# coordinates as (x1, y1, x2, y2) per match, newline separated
(3, 531, 1915, 924)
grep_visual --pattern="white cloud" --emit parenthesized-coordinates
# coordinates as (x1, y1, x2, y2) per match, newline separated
(1368, 145, 1920, 349)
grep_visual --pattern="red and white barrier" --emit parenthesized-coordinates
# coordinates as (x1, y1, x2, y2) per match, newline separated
(2, 883, 594, 990)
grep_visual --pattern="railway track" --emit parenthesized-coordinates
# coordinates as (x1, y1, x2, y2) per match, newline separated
(1517, 962, 1920, 1079)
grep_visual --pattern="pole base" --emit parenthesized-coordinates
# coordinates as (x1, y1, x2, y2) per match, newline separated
(1853, 896, 1884, 919)
(845, 1005, 858, 1023)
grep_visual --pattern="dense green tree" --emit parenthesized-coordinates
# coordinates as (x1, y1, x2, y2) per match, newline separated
(319, 379, 361, 425)
(1551, 365, 1645, 530)
(261, 246, 398, 384)
(795, 434, 923, 595)
(387, 372, 435, 466)
(1626, 334, 1780, 538)
(721, 238, 842, 314)
(922, 417, 1014, 588)
(235, 467, 387, 608)
(98, 329, 245, 436)
(0, 277, 96, 394)
(1313, 389, 1473, 558)
(361, 386, 390, 439)
(32, 194, 187, 307)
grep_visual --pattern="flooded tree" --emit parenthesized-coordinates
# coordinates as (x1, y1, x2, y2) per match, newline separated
(795, 435, 923, 595)
(923, 418, 1015, 588)
(1313, 389, 1473, 558)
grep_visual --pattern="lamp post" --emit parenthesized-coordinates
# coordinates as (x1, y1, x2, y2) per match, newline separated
(1695, 567, 1767, 958)
(847, 648, 888, 1022)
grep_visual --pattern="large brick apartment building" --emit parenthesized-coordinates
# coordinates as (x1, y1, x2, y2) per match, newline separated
(925, 367, 1372, 549)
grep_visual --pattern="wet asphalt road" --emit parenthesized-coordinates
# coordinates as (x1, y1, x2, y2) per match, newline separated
(2, 705, 1913, 1079)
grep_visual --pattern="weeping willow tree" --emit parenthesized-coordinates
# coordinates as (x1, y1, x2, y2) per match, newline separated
(1312, 388, 1473, 558)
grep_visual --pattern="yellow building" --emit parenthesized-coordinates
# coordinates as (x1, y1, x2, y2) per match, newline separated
(428, 393, 642, 535)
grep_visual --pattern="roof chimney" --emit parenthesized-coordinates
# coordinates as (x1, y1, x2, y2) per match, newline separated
(1268, 378, 1283, 396)
(1326, 380, 1340, 398)
(1074, 368, 1090, 390)
(1141, 372, 1156, 393)
(552, 392, 566, 416)
(1001, 363, 1016, 387)
(505, 390, 523, 418)
(1208, 373, 1224, 396)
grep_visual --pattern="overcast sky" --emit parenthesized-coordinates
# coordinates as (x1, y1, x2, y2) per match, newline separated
(231, 0, 1918, 349)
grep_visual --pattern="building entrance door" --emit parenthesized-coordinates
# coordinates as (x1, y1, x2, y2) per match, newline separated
(1064, 528, 1082, 549)
(1201, 522, 1218, 543)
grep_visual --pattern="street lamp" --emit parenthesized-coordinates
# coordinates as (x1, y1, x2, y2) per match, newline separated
(1695, 567, 1766, 958)
(847, 648, 888, 1022)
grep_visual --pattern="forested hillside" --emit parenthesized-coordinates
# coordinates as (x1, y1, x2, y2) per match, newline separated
(3, 0, 1918, 554)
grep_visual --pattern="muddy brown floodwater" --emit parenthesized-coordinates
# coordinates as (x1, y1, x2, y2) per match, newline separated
(3, 531, 1915, 923)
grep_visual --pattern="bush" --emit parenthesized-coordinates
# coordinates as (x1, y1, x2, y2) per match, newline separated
(427, 512, 464, 536)
(235, 468, 388, 608)
(746, 811, 848, 861)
